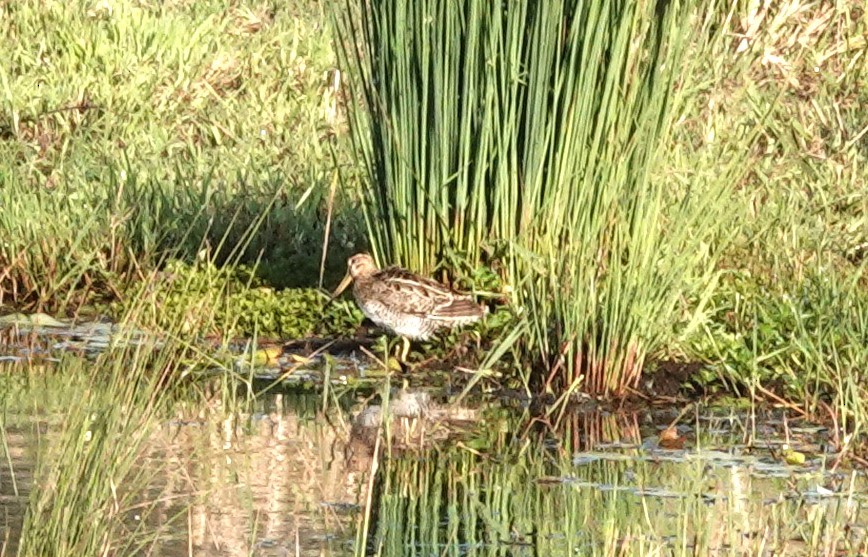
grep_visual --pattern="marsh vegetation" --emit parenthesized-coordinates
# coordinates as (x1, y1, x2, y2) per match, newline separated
(0, 0, 866, 554)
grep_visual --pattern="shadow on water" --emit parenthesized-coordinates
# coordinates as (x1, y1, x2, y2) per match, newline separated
(0, 321, 867, 555)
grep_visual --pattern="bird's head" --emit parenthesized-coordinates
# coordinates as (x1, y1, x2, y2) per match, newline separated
(332, 253, 379, 298)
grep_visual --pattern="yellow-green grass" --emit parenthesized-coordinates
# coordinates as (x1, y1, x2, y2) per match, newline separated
(0, 0, 865, 440)
(0, 0, 363, 313)
(663, 0, 867, 443)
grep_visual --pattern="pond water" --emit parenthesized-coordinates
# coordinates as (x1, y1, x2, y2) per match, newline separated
(0, 316, 866, 555)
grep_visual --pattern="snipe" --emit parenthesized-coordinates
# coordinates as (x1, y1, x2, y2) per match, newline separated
(333, 253, 486, 362)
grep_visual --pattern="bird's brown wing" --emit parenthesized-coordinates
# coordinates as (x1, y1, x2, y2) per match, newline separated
(375, 267, 484, 323)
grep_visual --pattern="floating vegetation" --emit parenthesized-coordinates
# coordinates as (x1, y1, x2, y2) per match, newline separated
(110, 260, 363, 339)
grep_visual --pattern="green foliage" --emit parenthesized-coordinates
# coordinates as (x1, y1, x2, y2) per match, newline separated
(688, 267, 868, 431)
(232, 287, 357, 340)
(0, 0, 864, 506)
(336, 0, 738, 394)
(1, 1, 866, 552)
(115, 259, 363, 339)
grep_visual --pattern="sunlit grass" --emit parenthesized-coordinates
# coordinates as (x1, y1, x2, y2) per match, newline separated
(663, 0, 868, 440)
(688, 265, 868, 456)
(0, 0, 363, 310)
(0, 3, 363, 551)
(1, 0, 339, 180)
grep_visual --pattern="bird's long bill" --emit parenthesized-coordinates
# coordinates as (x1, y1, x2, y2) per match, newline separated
(331, 273, 353, 299)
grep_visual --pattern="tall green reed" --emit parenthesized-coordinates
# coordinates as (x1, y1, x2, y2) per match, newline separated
(336, 0, 739, 393)
(15, 345, 176, 556)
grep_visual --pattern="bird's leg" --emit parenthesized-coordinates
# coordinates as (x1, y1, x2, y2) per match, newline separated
(385, 337, 412, 374)
(381, 336, 410, 373)
(400, 337, 411, 363)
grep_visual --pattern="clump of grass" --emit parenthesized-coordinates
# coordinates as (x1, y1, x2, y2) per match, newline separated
(336, 0, 741, 394)
(10, 237, 283, 553)
(16, 339, 188, 555)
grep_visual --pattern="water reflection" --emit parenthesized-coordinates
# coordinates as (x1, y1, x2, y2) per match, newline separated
(138, 393, 364, 556)
(2, 383, 866, 556)
(0, 421, 35, 554)
(134, 393, 868, 555)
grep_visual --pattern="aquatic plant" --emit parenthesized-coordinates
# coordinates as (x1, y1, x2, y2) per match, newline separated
(114, 259, 363, 340)
(335, 0, 739, 394)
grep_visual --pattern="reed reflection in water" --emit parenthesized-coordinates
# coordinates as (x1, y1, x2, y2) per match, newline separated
(3, 386, 866, 556)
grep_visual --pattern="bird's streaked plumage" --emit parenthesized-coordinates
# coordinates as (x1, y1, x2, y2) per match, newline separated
(334, 253, 485, 346)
